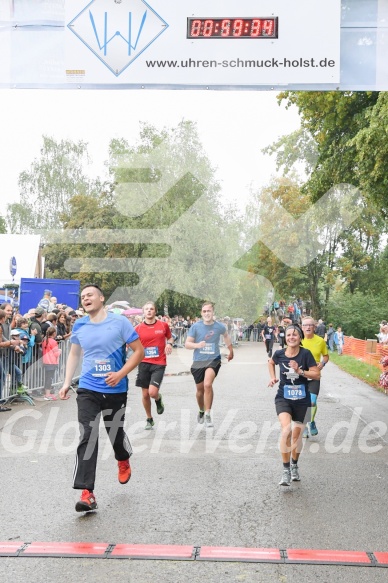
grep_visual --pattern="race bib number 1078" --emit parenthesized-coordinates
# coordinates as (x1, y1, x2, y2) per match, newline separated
(284, 384, 306, 400)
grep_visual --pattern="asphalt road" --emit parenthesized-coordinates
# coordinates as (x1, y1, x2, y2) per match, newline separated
(1, 340, 387, 583)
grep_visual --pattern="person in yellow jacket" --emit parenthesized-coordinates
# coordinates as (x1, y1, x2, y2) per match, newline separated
(301, 317, 329, 437)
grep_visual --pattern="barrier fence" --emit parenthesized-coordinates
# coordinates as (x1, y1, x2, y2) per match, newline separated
(343, 337, 388, 370)
(245, 328, 264, 342)
(0, 339, 81, 406)
(171, 326, 187, 348)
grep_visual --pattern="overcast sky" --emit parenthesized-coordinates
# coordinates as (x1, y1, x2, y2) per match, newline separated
(0, 89, 301, 214)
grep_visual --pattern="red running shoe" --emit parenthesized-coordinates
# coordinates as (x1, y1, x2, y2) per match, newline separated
(75, 489, 97, 512)
(118, 459, 131, 484)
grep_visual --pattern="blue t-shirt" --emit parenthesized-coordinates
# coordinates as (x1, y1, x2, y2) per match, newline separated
(188, 320, 226, 362)
(71, 313, 139, 393)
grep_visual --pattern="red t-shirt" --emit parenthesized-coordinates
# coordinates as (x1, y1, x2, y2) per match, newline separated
(135, 320, 172, 365)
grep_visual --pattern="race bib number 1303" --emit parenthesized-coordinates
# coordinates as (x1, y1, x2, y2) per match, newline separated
(92, 358, 115, 377)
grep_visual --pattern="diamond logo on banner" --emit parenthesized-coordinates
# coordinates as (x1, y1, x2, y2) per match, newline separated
(68, 0, 168, 77)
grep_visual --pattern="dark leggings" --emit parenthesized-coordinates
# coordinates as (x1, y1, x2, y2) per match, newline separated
(43, 366, 57, 391)
(265, 338, 274, 357)
(73, 389, 132, 491)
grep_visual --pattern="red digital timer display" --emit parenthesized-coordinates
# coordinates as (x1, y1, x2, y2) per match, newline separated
(187, 17, 278, 39)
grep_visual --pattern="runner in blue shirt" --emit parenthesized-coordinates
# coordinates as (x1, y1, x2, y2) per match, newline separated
(59, 284, 144, 512)
(185, 302, 233, 428)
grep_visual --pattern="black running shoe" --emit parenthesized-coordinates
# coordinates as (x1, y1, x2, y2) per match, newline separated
(155, 394, 164, 415)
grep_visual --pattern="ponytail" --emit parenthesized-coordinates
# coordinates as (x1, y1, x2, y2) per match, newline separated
(44, 326, 56, 346)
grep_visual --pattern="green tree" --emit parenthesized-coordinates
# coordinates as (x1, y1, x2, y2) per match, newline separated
(326, 291, 386, 339)
(262, 127, 319, 178)
(45, 121, 263, 319)
(277, 91, 387, 214)
(261, 91, 388, 313)
(43, 190, 161, 299)
(239, 177, 329, 317)
(333, 199, 385, 294)
(349, 91, 388, 215)
(103, 122, 264, 319)
(0, 214, 6, 233)
(6, 135, 100, 233)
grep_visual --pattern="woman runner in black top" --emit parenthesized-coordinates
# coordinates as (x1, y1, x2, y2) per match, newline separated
(268, 324, 320, 486)
(261, 316, 276, 357)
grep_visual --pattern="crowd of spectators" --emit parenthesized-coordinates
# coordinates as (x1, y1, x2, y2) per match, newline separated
(0, 289, 86, 409)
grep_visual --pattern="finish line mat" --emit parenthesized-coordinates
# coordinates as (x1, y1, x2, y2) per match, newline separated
(0, 542, 387, 567)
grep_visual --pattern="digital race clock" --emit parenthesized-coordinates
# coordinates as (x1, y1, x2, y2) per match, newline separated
(187, 17, 278, 39)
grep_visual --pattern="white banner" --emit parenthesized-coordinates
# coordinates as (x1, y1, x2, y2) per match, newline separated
(64, 0, 341, 86)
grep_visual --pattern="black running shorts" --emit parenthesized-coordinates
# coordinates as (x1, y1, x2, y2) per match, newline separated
(135, 362, 166, 389)
(190, 359, 221, 385)
(307, 379, 321, 396)
(275, 397, 311, 424)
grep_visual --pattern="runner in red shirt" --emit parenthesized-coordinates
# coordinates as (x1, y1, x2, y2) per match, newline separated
(135, 302, 173, 429)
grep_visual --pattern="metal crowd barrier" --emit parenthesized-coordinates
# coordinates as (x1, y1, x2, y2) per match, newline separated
(244, 329, 263, 342)
(0, 339, 81, 406)
(171, 326, 188, 348)
(230, 329, 239, 346)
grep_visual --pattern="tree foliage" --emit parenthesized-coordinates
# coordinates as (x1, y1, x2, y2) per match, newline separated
(44, 122, 264, 319)
(237, 177, 310, 303)
(43, 190, 143, 295)
(106, 123, 266, 318)
(262, 127, 319, 178)
(252, 91, 388, 328)
(276, 91, 387, 214)
(326, 291, 387, 339)
(7, 135, 100, 234)
(0, 214, 6, 234)
(239, 177, 373, 319)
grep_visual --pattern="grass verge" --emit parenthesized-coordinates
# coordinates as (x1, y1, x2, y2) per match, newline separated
(329, 351, 383, 391)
